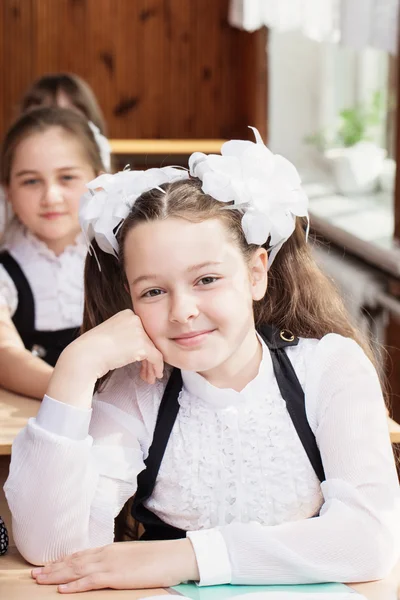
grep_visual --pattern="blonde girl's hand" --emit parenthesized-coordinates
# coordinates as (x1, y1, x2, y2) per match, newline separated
(31, 539, 199, 593)
(47, 310, 164, 407)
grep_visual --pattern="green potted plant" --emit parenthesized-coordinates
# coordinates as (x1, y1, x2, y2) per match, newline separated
(307, 91, 387, 195)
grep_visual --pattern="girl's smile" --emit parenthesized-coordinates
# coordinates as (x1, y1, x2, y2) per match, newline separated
(171, 328, 217, 348)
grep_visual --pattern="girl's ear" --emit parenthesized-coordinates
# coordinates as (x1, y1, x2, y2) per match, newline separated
(249, 248, 268, 301)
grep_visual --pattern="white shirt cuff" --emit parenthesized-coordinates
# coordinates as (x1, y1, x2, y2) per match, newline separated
(187, 529, 232, 586)
(36, 395, 92, 440)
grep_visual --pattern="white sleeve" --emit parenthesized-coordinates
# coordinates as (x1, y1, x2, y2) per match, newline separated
(188, 335, 400, 585)
(0, 264, 18, 315)
(4, 364, 161, 566)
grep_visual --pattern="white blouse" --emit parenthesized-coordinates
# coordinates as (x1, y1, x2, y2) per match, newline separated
(4, 333, 400, 585)
(0, 222, 87, 330)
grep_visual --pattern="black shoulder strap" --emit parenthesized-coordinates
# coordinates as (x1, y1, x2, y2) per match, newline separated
(258, 324, 325, 482)
(136, 367, 183, 501)
(0, 251, 35, 332)
(130, 367, 185, 539)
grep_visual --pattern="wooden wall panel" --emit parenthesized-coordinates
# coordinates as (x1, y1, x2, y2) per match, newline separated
(0, 0, 267, 141)
(1, 0, 34, 130)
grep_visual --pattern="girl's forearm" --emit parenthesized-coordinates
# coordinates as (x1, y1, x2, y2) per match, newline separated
(46, 344, 97, 408)
(0, 346, 52, 399)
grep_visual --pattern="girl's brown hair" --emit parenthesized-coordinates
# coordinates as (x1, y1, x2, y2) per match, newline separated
(19, 73, 107, 134)
(1, 106, 103, 186)
(82, 178, 376, 369)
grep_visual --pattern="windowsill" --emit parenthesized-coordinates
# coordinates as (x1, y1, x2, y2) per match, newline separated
(301, 173, 400, 279)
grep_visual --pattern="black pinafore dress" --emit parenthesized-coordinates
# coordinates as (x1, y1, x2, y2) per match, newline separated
(0, 251, 79, 367)
(130, 324, 325, 540)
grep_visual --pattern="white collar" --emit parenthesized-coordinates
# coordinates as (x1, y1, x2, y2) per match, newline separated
(4, 221, 86, 261)
(181, 335, 274, 409)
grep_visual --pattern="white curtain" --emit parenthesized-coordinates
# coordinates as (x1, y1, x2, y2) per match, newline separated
(229, 0, 340, 41)
(340, 0, 399, 55)
(229, 0, 399, 54)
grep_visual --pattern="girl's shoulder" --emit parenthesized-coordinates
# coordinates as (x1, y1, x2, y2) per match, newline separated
(291, 333, 381, 431)
(297, 332, 375, 376)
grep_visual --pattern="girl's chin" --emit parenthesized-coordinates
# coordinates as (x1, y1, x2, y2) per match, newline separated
(166, 352, 221, 374)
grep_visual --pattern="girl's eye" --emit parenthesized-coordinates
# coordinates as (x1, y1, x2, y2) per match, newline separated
(61, 175, 76, 182)
(197, 276, 219, 286)
(22, 179, 39, 186)
(142, 288, 165, 298)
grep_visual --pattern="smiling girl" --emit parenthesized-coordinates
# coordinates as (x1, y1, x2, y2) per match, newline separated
(0, 107, 104, 398)
(5, 131, 400, 592)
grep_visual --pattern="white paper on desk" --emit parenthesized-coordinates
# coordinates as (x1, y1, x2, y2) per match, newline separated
(230, 593, 364, 599)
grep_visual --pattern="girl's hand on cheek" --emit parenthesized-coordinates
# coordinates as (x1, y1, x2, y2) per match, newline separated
(32, 539, 199, 593)
(73, 309, 163, 381)
(47, 310, 164, 406)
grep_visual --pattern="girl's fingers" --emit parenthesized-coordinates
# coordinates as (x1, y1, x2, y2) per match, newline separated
(147, 363, 158, 385)
(58, 572, 111, 594)
(140, 360, 155, 384)
(35, 562, 97, 586)
(138, 350, 163, 383)
(139, 359, 148, 383)
(33, 548, 103, 583)
(148, 348, 164, 379)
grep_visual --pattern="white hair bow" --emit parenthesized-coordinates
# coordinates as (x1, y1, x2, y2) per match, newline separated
(189, 127, 309, 266)
(79, 128, 308, 268)
(79, 167, 189, 258)
(88, 121, 112, 172)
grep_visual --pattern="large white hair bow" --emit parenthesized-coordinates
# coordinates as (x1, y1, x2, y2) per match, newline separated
(189, 127, 309, 265)
(79, 166, 189, 257)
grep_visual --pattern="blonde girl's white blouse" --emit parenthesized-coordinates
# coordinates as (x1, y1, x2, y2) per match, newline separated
(4, 334, 400, 584)
(0, 223, 87, 330)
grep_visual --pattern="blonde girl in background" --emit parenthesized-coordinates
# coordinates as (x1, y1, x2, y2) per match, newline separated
(0, 107, 104, 398)
(5, 130, 400, 592)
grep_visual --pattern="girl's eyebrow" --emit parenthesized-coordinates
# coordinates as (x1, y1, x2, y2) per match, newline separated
(57, 166, 83, 172)
(15, 166, 82, 178)
(15, 169, 38, 178)
(130, 261, 223, 287)
(187, 260, 223, 273)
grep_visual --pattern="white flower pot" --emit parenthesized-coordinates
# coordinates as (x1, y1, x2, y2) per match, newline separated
(324, 142, 387, 195)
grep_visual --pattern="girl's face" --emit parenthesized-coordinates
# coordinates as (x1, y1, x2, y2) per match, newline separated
(7, 127, 96, 255)
(125, 217, 268, 381)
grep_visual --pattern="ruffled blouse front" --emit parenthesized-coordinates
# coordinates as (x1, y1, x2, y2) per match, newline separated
(146, 342, 322, 530)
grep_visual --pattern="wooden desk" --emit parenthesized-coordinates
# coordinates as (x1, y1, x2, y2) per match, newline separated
(1, 547, 399, 600)
(109, 139, 225, 156)
(0, 389, 38, 456)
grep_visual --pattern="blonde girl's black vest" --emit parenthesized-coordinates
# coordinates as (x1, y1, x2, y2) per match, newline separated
(0, 251, 78, 367)
(130, 324, 326, 541)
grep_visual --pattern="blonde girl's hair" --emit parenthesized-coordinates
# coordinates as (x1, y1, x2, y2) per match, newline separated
(1, 105, 103, 186)
(19, 72, 107, 134)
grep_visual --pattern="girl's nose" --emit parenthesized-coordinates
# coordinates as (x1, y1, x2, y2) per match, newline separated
(42, 184, 63, 206)
(169, 292, 200, 323)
